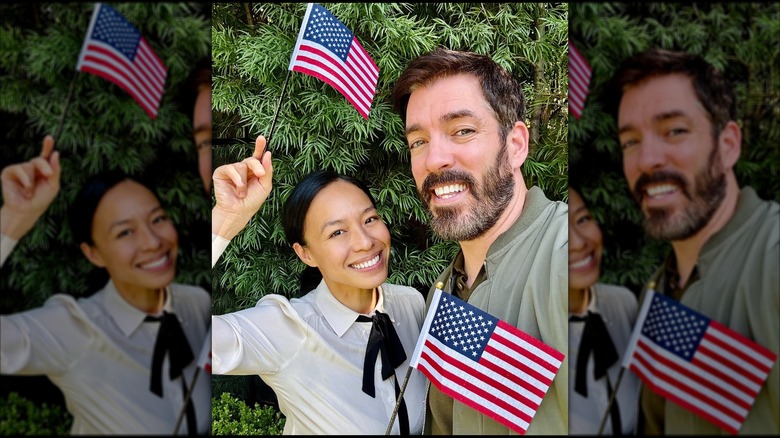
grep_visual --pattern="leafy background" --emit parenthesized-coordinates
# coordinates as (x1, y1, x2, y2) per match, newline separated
(210, 1, 569, 417)
(0, 2, 211, 431)
(569, 2, 779, 295)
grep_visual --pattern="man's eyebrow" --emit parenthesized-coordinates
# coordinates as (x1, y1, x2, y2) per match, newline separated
(618, 110, 688, 136)
(404, 109, 478, 137)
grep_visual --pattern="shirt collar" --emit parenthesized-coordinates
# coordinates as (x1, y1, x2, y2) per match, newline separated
(313, 279, 388, 338)
(103, 280, 173, 337)
(569, 286, 600, 319)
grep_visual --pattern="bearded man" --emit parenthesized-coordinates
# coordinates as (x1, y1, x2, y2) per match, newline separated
(608, 48, 779, 435)
(392, 48, 569, 435)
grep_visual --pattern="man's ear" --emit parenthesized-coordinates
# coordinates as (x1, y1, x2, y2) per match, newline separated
(80, 242, 106, 268)
(293, 242, 317, 268)
(507, 121, 530, 171)
(718, 120, 742, 169)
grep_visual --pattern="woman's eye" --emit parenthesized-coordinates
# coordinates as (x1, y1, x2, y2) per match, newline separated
(329, 230, 344, 238)
(117, 229, 132, 238)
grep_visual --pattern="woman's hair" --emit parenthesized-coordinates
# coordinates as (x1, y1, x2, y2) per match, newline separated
(69, 170, 161, 245)
(282, 170, 378, 294)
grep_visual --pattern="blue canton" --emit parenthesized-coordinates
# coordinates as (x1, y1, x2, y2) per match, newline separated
(429, 293, 497, 362)
(91, 4, 141, 60)
(641, 293, 709, 361)
(302, 4, 353, 62)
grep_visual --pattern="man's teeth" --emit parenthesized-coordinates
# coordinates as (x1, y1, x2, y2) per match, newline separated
(646, 184, 677, 197)
(434, 184, 466, 199)
(352, 254, 380, 270)
(140, 255, 168, 269)
(570, 255, 592, 269)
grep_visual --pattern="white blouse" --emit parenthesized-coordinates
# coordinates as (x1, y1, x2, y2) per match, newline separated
(212, 234, 428, 434)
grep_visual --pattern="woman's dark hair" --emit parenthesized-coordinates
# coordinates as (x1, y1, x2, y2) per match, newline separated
(282, 170, 377, 294)
(69, 170, 161, 245)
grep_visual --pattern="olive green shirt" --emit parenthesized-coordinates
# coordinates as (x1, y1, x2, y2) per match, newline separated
(638, 186, 779, 435)
(423, 186, 569, 435)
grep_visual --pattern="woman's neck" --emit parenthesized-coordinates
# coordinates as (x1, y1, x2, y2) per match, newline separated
(327, 282, 378, 314)
(115, 282, 166, 314)
(568, 286, 590, 314)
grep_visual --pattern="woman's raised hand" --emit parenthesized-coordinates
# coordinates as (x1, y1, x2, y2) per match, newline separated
(0, 135, 61, 239)
(212, 135, 273, 240)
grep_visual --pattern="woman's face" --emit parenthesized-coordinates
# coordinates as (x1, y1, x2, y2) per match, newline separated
(80, 180, 178, 295)
(294, 180, 391, 295)
(568, 187, 603, 292)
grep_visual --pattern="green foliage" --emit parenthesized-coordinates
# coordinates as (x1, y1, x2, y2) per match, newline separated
(211, 2, 569, 316)
(0, 3, 212, 310)
(211, 392, 286, 436)
(569, 3, 780, 293)
(0, 392, 73, 435)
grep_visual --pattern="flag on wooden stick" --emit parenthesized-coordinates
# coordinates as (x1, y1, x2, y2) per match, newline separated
(622, 290, 777, 435)
(409, 287, 564, 434)
(569, 41, 591, 120)
(76, 2, 168, 118)
(289, 3, 379, 119)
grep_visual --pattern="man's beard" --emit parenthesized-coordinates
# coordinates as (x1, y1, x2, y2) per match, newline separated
(419, 146, 515, 241)
(632, 142, 726, 241)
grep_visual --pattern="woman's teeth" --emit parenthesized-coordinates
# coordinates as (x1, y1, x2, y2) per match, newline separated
(352, 254, 380, 270)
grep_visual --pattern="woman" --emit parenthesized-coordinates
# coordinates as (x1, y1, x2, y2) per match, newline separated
(568, 184, 641, 435)
(0, 136, 211, 435)
(211, 136, 427, 434)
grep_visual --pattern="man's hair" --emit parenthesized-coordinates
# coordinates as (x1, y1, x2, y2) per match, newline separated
(391, 47, 525, 141)
(604, 48, 736, 138)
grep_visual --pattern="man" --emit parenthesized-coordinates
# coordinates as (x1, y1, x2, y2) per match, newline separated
(180, 56, 212, 193)
(391, 47, 568, 434)
(607, 48, 779, 434)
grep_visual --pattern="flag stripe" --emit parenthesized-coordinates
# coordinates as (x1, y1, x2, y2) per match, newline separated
(708, 322, 776, 373)
(419, 346, 535, 428)
(634, 339, 751, 414)
(295, 44, 371, 109)
(568, 41, 591, 119)
(630, 358, 741, 434)
(81, 43, 160, 111)
(425, 338, 545, 409)
(482, 345, 547, 398)
(692, 348, 761, 398)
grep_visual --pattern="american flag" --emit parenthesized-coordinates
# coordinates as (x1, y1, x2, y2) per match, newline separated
(622, 290, 777, 435)
(568, 41, 591, 120)
(410, 288, 564, 434)
(76, 3, 168, 119)
(197, 326, 211, 373)
(289, 3, 379, 119)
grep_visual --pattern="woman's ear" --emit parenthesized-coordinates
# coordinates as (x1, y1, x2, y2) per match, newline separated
(80, 242, 106, 268)
(293, 242, 317, 268)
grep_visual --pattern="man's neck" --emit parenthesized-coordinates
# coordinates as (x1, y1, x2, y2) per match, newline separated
(671, 179, 740, 288)
(459, 182, 528, 288)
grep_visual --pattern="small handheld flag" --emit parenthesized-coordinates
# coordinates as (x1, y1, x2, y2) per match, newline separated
(289, 3, 379, 119)
(622, 290, 777, 435)
(569, 41, 592, 120)
(409, 287, 564, 434)
(76, 3, 168, 119)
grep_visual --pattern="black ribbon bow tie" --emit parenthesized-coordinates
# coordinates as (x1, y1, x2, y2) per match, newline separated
(571, 310, 622, 435)
(145, 311, 195, 397)
(570, 310, 618, 397)
(357, 310, 409, 435)
(357, 311, 407, 397)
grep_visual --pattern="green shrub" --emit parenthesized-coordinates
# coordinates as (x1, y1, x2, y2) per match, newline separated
(211, 392, 286, 435)
(0, 392, 73, 435)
